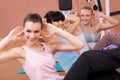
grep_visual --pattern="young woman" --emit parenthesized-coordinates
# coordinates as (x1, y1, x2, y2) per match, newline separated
(44, 11, 81, 73)
(0, 13, 84, 80)
(63, 33, 120, 80)
(43, 8, 119, 73)
(69, 6, 119, 51)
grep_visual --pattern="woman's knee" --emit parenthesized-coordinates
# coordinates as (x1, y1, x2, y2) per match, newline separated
(102, 33, 111, 40)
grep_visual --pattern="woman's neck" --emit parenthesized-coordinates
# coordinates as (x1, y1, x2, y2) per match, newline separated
(25, 41, 42, 48)
(82, 23, 92, 28)
(25, 41, 45, 53)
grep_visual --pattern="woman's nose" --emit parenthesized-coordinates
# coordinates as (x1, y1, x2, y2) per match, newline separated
(30, 33, 35, 38)
(59, 21, 64, 26)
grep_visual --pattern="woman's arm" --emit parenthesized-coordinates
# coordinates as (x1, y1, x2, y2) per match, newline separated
(65, 14, 80, 34)
(96, 12, 119, 32)
(0, 26, 24, 63)
(0, 48, 22, 63)
(47, 24, 84, 53)
(0, 26, 23, 50)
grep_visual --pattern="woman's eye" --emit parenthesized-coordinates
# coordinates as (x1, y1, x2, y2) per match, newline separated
(34, 30, 39, 33)
(26, 30, 31, 33)
(81, 15, 84, 17)
(86, 15, 90, 17)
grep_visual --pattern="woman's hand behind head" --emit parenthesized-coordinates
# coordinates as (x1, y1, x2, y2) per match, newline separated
(8, 26, 24, 41)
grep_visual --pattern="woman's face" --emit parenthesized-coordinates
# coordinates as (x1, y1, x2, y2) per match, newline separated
(52, 20, 65, 29)
(80, 9, 93, 25)
(23, 21, 41, 45)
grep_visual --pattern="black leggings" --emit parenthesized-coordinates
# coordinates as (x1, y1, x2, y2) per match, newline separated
(88, 69, 120, 80)
(64, 49, 120, 80)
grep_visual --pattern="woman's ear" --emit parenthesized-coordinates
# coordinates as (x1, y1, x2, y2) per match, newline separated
(42, 23, 47, 30)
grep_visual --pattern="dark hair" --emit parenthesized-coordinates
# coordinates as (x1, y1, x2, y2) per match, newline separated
(82, 6, 93, 15)
(44, 11, 65, 23)
(23, 13, 43, 29)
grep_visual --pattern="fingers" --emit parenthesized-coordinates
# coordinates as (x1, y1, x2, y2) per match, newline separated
(14, 26, 23, 35)
(9, 26, 24, 37)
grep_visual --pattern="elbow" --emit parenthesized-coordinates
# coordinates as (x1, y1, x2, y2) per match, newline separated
(81, 44, 85, 49)
(110, 20, 119, 28)
(114, 19, 119, 26)
(75, 43, 84, 51)
(116, 20, 119, 25)
(79, 43, 84, 50)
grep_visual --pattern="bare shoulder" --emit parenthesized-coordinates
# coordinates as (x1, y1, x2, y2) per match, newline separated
(9, 47, 25, 57)
(48, 42, 64, 53)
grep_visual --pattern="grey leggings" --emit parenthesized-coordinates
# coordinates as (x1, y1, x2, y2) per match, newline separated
(93, 33, 120, 50)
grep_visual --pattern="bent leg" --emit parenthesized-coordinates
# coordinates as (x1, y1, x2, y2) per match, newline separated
(88, 69, 120, 80)
(84, 50, 120, 71)
(94, 33, 120, 50)
(64, 53, 91, 80)
(64, 49, 120, 80)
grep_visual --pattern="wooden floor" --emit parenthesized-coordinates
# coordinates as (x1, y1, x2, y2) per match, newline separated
(0, 61, 29, 80)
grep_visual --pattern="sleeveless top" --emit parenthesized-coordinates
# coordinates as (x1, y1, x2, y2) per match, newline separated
(80, 24, 98, 42)
(22, 43, 62, 80)
(80, 24, 99, 49)
(54, 37, 79, 73)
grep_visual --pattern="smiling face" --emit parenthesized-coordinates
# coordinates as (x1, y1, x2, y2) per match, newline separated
(44, 11, 65, 29)
(23, 13, 43, 45)
(52, 20, 65, 29)
(80, 7, 93, 25)
(23, 21, 41, 45)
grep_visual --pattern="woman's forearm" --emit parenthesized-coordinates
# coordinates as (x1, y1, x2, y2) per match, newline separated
(65, 16, 80, 33)
(0, 36, 12, 50)
(103, 15, 119, 26)
(54, 26, 84, 49)
(97, 12, 119, 31)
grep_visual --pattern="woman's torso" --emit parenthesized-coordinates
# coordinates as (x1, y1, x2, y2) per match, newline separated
(73, 24, 99, 51)
(17, 43, 61, 80)
(80, 24, 98, 42)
